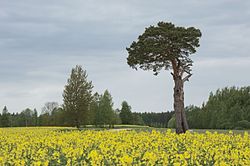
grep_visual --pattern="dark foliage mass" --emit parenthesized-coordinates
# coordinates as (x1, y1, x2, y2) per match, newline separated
(134, 112, 174, 128)
(186, 86, 250, 129)
(127, 22, 201, 75)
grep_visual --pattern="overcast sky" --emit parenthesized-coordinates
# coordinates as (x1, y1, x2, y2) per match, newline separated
(0, 0, 250, 114)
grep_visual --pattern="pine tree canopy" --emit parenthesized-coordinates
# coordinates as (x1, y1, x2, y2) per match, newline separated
(127, 22, 202, 76)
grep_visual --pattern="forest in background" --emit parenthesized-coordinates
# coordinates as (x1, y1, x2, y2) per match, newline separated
(1, 86, 249, 130)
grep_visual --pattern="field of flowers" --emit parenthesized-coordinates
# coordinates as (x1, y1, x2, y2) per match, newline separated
(0, 127, 249, 165)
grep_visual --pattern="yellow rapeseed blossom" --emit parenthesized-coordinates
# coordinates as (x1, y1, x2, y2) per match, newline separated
(0, 127, 249, 165)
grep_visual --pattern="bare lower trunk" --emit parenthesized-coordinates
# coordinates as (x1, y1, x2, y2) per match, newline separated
(75, 119, 80, 129)
(174, 76, 189, 134)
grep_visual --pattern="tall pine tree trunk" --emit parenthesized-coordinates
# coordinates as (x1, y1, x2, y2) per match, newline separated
(174, 76, 189, 134)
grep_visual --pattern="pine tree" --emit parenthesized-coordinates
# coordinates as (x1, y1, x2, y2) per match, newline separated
(127, 22, 201, 133)
(99, 90, 115, 128)
(63, 65, 93, 128)
(90, 92, 102, 126)
(1, 106, 10, 127)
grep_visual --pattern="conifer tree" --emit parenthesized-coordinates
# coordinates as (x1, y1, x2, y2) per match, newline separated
(120, 101, 133, 124)
(63, 65, 93, 128)
(127, 22, 201, 133)
(99, 90, 116, 128)
(1, 106, 10, 127)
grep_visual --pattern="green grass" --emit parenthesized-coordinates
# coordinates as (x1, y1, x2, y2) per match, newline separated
(82, 124, 150, 128)
(52, 125, 250, 134)
(138, 127, 249, 134)
(2, 125, 249, 135)
(80, 124, 150, 130)
(113, 124, 151, 129)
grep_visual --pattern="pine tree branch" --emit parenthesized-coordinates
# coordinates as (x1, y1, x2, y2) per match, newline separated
(182, 73, 192, 82)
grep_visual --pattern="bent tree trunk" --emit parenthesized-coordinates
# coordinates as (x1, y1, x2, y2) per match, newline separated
(174, 76, 189, 134)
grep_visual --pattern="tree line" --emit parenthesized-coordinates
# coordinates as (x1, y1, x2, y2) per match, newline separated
(1, 84, 250, 130)
(0, 100, 173, 128)
(0, 65, 172, 128)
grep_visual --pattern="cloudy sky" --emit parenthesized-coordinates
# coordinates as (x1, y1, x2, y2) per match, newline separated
(0, 0, 250, 113)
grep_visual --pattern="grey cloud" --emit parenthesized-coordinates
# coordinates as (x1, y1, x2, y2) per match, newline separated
(0, 0, 249, 113)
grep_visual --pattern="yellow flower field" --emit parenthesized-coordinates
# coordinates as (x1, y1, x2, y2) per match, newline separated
(0, 128, 249, 166)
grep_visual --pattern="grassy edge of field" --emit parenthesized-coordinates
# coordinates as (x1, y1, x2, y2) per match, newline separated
(79, 125, 250, 134)
(1, 125, 249, 134)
